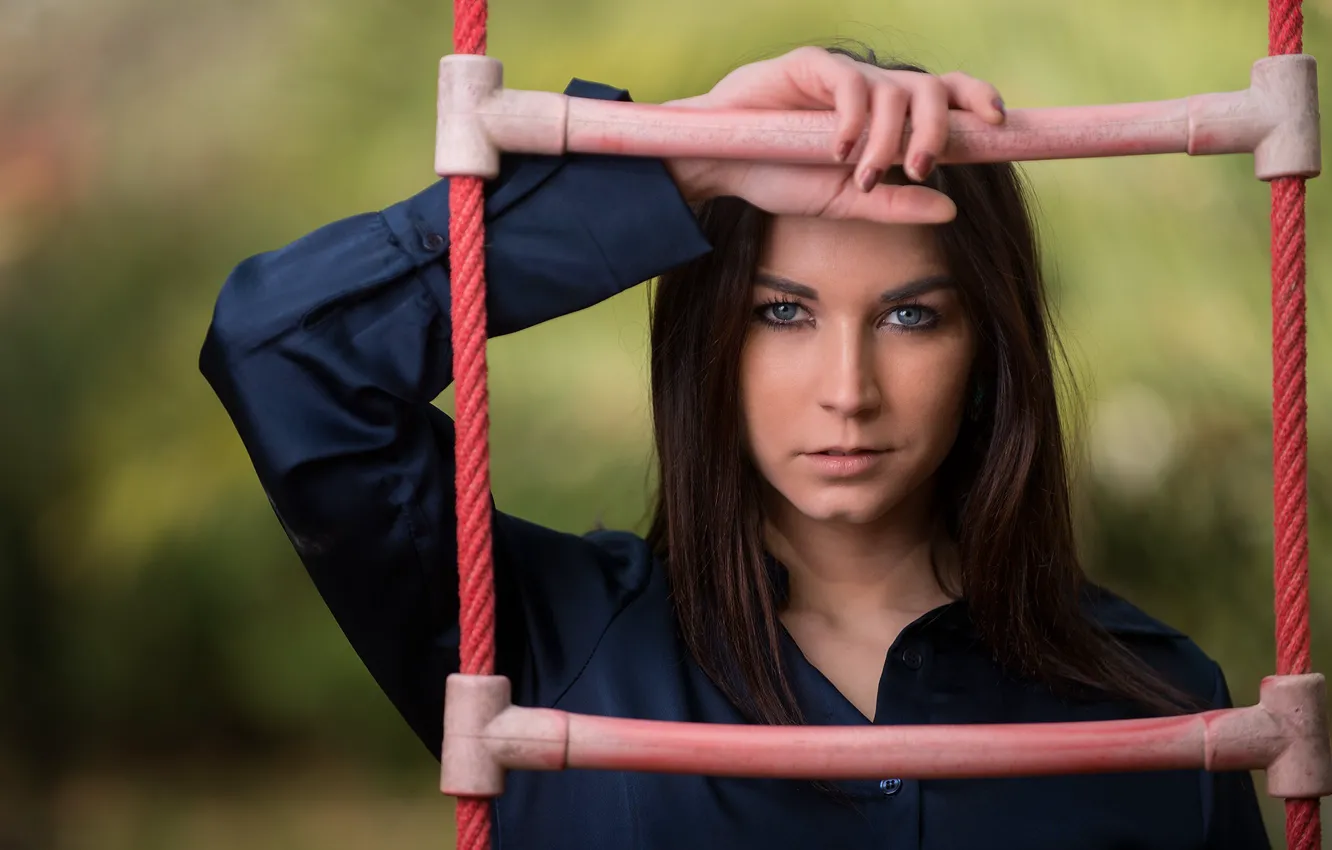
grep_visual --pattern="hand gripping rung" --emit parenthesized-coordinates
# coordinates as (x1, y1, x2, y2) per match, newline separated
(435, 54, 1319, 181)
(440, 673, 1332, 799)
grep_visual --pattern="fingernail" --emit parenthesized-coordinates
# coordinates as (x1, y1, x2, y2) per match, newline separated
(857, 167, 882, 193)
(835, 140, 854, 162)
(993, 96, 1006, 117)
(909, 153, 935, 182)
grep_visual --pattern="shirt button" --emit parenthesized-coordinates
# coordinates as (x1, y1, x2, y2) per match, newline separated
(879, 778, 902, 796)
(901, 649, 923, 670)
(422, 232, 445, 251)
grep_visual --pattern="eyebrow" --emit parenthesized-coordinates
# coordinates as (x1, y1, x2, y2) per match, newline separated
(754, 271, 954, 304)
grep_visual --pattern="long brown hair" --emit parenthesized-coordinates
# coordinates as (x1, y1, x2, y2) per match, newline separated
(645, 44, 1196, 726)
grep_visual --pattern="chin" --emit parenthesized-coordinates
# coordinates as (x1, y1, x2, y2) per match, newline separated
(787, 488, 897, 525)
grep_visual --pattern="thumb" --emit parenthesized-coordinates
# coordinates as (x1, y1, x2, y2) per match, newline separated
(825, 183, 957, 225)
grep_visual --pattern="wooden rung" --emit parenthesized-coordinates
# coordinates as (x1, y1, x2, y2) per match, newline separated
(439, 672, 1332, 800)
(434, 54, 1319, 182)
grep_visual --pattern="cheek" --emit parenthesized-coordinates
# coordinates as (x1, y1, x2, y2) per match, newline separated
(739, 333, 804, 460)
(883, 337, 975, 444)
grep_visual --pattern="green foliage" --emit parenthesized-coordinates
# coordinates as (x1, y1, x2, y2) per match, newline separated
(0, 0, 1328, 845)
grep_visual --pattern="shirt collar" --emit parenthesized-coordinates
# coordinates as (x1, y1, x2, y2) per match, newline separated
(764, 554, 1180, 640)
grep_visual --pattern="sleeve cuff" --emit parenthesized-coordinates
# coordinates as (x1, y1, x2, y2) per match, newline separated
(380, 77, 712, 284)
(561, 151, 713, 288)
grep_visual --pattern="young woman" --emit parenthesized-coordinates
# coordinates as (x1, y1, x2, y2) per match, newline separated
(201, 45, 1270, 849)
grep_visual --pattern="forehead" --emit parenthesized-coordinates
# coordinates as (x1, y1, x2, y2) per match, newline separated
(758, 215, 947, 293)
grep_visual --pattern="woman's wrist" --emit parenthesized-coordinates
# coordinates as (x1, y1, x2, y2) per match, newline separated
(661, 95, 723, 203)
(663, 157, 720, 203)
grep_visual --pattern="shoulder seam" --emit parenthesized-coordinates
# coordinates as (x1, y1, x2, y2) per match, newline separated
(547, 532, 659, 710)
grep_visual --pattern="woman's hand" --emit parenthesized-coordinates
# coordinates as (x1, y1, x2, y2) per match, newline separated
(664, 46, 1006, 224)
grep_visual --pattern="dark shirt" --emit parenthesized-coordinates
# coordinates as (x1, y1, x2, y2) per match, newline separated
(200, 79, 1271, 849)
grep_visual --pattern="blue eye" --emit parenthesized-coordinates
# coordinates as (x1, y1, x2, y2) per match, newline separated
(884, 304, 938, 330)
(892, 307, 923, 326)
(756, 300, 808, 326)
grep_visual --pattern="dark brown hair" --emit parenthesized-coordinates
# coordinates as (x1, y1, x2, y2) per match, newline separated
(645, 44, 1197, 726)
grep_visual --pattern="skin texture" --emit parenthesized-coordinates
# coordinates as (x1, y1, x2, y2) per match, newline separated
(742, 214, 976, 719)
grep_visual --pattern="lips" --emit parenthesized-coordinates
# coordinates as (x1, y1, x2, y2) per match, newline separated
(803, 448, 889, 476)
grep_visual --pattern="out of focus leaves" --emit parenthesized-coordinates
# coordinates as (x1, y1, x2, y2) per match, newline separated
(0, 0, 1328, 846)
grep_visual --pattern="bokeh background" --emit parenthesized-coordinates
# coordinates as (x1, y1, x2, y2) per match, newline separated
(1, 0, 1329, 846)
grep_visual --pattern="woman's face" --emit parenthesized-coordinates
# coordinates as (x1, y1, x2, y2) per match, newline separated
(741, 215, 977, 528)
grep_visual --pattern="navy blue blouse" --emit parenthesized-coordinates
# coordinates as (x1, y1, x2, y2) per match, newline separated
(200, 79, 1271, 849)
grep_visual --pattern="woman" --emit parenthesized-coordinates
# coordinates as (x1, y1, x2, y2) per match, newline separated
(201, 44, 1270, 849)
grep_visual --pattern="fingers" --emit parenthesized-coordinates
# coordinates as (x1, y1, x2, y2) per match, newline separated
(831, 182, 958, 225)
(854, 81, 909, 193)
(828, 65, 870, 164)
(838, 66, 1007, 189)
(900, 74, 949, 184)
(940, 71, 1007, 125)
(791, 49, 870, 164)
(774, 48, 1007, 186)
(746, 48, 1008, 223)
(896, 70, 1006, 183)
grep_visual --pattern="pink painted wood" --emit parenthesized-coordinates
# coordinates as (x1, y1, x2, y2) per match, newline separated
(440, 673, 1332, 799)
(561, 707, 1269, 778)
(436, 54, 1320, 182)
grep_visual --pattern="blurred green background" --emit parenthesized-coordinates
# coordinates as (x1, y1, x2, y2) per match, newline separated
(0, 0, 1328, 846)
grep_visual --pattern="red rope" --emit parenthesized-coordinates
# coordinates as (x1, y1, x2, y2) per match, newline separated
(1268, 0, 1319, 847)
(451, 0, 493, 846)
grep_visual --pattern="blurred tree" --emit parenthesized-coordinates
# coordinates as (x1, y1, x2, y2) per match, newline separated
(0, 1, 1327, 846)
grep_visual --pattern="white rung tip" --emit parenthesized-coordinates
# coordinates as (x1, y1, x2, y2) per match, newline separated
(436, 55, 506, 179)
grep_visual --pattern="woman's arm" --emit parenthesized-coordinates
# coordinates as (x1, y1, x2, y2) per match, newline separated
(199, 79, 711, 758)
(200, 48, 1002, 758)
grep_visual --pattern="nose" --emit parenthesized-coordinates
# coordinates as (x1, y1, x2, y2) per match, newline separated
(817, 323, 881, 418)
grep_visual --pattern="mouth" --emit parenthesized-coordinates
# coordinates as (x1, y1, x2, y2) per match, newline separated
(802, 448, 889, 476)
